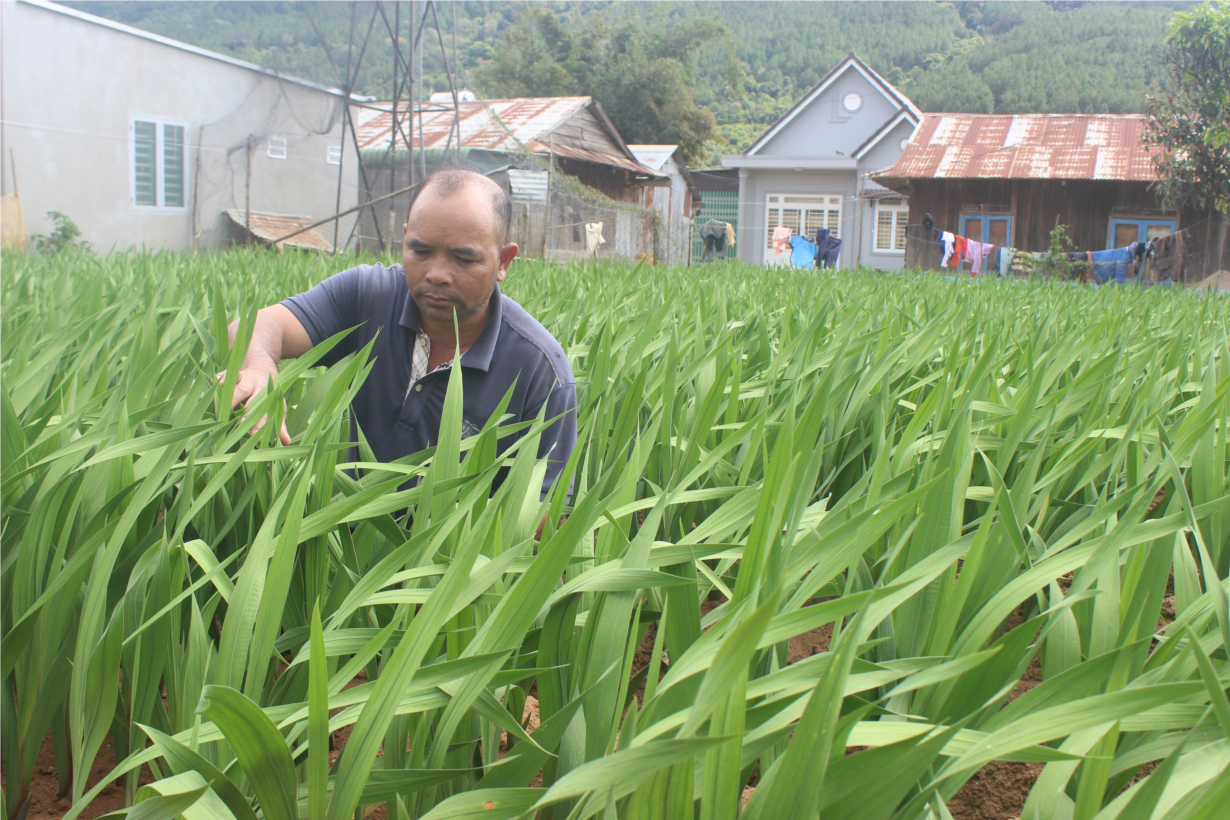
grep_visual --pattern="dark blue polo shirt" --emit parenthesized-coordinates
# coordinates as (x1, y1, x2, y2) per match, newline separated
(281, 263, 577, 499)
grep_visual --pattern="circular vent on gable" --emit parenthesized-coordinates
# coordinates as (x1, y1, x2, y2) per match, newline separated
(843, 92, 862, 112)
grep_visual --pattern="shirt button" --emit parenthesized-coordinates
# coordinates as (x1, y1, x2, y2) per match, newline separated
(414, 384, 422, 392)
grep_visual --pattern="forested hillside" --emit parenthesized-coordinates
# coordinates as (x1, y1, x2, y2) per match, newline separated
(69, 1, 1192, 164)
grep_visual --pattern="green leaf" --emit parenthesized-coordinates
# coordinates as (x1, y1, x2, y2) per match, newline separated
(307, 602, 328, 820)
(106, 785, 208, 820)
(196, 686, 297, 820)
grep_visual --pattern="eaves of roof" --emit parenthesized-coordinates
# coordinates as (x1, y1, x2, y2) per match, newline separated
(528, 141, 663, 177)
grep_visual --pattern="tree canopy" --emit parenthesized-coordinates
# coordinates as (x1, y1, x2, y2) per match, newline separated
(470, 7, 731, 163)
(1145, 1, 1230, 215)
(69, 1, 1198, 166)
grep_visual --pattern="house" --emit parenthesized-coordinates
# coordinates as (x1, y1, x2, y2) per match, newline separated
(0, 0, 361, 252)
(353, 96, 664, 257)
(722, 53, 920, 269)
(871, 113, 1227, 282)
(628, 145, 702, 266)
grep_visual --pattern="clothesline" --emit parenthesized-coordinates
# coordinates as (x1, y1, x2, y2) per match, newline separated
(908, 213, 1211, 282)
(905, 213, 1213, 257)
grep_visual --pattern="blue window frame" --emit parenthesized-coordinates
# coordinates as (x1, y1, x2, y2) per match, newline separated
(1107, 218, 1176, 249)
(960, 214, 1013, 247)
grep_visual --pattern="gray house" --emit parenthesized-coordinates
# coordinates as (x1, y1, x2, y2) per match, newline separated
(722, 54, 919, 269)
(0, 0, 361, 251)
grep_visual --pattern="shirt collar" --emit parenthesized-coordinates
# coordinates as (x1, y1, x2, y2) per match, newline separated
(398, 276, 502, 373)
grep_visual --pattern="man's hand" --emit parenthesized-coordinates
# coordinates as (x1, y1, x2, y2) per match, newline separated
(222, 305, 312, 447)
(218, 366, 292, 446)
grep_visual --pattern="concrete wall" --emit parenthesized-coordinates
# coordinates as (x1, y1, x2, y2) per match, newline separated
(756, 69, 900, 158)
(736, 168, 858, 267)
(856, 118, 918, 271)
(0, 1, 360, 251)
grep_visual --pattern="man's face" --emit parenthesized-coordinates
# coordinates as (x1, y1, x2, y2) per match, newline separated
(402, 183, 517, 327)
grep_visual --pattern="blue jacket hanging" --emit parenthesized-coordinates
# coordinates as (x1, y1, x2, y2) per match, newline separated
(1090, 244, 1136, 283)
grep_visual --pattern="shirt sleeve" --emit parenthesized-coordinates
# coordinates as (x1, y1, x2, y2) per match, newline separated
(529, 379, 578, 502)
(280, 266, 366, 366)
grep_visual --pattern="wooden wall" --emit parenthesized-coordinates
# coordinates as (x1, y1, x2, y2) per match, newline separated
(899, 179, 1222, 280)
(556, 157, 643, 204)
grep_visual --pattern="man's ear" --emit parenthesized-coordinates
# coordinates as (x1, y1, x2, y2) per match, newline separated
(497, 242, 519, 280)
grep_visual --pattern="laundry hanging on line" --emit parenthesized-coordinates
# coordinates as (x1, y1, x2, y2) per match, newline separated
(772, 226, 793, 256)
(964, 240, 995, 275)
(814, 228, 841, 268)
(584, 222, 605, 255)
(699, 219, 732, 262)
(788, 235, 818, 269)
(916, 212, 1195, 284)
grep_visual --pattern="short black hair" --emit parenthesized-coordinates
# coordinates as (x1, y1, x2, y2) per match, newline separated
(410, 167, 512, 242)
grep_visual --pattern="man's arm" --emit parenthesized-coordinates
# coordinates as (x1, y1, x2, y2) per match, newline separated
(225, 304, 313, 445)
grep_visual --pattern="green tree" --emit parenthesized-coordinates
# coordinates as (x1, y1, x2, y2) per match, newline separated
(473, 6, 730, 164)
(1144, 1, 1230, 216)
(901, 58, 994, 113)
(470, 6, 576, 97)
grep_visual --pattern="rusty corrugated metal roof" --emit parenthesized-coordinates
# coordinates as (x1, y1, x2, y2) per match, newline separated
(876, 113, 1162, 182)
(525, 141, 657, 175)
(355, 97, 661, 176)
(226, 209, 333, 252)
(355, 97, 591, 152)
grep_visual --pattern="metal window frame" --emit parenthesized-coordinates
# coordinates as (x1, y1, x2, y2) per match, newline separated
(1107, 217, 1176, 249)
(130, 116, 189, 211)
(268, 137, 288, 160)
(960, 213, 1013, 246)
(326, 144, 343, 166)
(873, 200, 908, 254)
(765, 193, 842, 242)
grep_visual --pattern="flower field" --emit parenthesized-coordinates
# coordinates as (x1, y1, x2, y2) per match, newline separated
(2, 249, 1229, 820)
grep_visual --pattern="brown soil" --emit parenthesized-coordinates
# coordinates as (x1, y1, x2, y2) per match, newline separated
(1, 732, 156, 820)
(787, 622, 833, 663)
(948, 760, 1043, 820)
(948, 598, 1046, 820)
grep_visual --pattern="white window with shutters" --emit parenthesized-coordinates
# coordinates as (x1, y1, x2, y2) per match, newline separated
(765, 194, 842, 261)
(131, 118, 187, 209)
(874, 201, 908, 254)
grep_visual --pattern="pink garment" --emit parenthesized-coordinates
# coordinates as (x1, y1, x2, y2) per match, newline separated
(772, 226, 793, 256)
(964, 240, 995, 275)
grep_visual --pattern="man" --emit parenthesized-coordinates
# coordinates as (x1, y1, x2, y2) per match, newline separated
(227, 168, 577, 500)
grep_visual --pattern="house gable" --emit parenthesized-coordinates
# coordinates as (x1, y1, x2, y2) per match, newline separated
(747, 55, 917, 159)
(858, 116, 919, 171)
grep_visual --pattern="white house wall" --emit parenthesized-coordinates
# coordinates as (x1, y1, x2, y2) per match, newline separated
(754, 70, 900, 158)
(0, 1, 359, 251)
(856, 118, 917, 270)
(736, 169, 858, 267)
